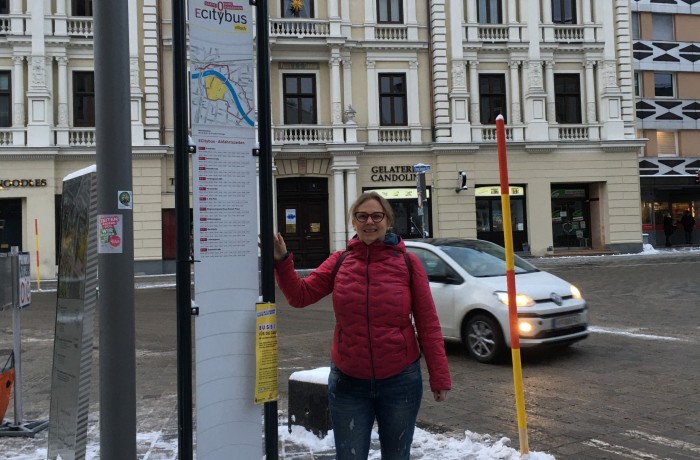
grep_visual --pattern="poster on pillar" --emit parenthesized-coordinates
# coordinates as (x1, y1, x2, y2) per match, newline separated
(188, 1, 261, 459)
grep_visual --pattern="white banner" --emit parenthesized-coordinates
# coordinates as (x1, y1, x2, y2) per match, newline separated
(188, 1, 260, 458)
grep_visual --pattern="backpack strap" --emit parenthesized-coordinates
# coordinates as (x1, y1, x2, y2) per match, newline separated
(331, 250, 349, 283)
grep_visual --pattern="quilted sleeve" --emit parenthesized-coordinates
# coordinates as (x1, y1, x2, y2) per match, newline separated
(274, 251, 343, 308)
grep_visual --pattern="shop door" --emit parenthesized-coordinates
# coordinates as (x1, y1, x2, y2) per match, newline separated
(476, 195, 528, 251)
(0, 199, 22, 252)
(551, 199, 590, 248)
(277, 178, 330, 269)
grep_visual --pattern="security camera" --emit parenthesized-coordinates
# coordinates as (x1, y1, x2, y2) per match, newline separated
(455, 171, 468, 192)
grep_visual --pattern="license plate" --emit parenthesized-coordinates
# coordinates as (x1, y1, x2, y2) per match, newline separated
(553, 314, 581, 329)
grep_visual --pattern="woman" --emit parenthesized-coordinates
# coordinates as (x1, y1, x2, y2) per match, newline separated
(274, 191, 451, 459)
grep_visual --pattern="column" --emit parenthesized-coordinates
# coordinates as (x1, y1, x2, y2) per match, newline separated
(346, 168, 357, 237)
(408, 59, 421, 143)
(466, 0, 478, 41)
(330, 52, 343, 142)
(332, 167, 346, 251)
(585, 60, 597, 124)
(27, 0, 52, 147)
(449, 0, 470, 141)
(340, 0, 351, 36)
(509, 60, 521, 124)
(341, 55, 357, 142)
(327, 0, 340, 35)
(544, 60, 556, 123)
(507, 0, 518, 40)
(129, 0, 144, 145)
(583, 0, 593, 41)
(366, 59, 378, 143)
(406, 0, 418, 40)
(364, 0, 375, 40)
(10, 0, 23, 35)
(542, 0, 553, 41)
(468, 60, 480, 126)
(11, 56, 25, 145)
(54, 0, 67, 35)
(54, 56, 69, 146)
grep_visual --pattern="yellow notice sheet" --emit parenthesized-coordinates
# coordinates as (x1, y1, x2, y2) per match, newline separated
(254, 303, 278, 404)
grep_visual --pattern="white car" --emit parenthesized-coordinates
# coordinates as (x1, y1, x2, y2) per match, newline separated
(405, 238, 588, 363)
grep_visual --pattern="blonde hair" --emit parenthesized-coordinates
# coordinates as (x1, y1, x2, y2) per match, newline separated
(349, 191, 395, 227)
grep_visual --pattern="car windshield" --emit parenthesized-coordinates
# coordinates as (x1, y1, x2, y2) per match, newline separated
(438, 241, 539, 277)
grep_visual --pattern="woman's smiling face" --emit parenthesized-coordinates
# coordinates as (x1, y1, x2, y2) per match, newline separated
(352, 198, 389, 245)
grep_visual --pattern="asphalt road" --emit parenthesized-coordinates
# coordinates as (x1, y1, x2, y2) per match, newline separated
(276, 252, 700, 459)
(1, 251, 699, 458)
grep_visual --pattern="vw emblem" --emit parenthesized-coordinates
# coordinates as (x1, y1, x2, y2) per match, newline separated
(550, 292, 563, 306)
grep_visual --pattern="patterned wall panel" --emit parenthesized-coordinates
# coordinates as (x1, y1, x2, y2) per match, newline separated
(636, 98, 700, 129)
(634, 40, 700, 72)
(632, 0, 700, 15)
(639, 157, 700, 176)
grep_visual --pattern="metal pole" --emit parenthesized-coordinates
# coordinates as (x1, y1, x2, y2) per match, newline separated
(496, 115, 529, 454)
(171, 0, 194, 458)
(9, 248, 22, 425)
(93, 0, 136, 457)
(255, 0, 278, 457)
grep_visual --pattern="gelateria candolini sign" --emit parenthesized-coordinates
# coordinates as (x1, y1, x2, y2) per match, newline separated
(0, 179, 48, 188)
(370, 165, 417, 182)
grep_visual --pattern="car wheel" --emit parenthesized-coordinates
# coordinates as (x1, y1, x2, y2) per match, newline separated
(463, 314, 505, 364)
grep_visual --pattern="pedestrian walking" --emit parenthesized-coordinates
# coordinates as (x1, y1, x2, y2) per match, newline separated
(272, 191, 451, 460)
(663, 213, 675, 247)
(680, 210, 695, 244)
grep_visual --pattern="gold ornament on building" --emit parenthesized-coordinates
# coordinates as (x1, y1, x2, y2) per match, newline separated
(290, 0, 303, 14)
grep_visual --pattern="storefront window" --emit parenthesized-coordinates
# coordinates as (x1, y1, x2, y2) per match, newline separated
(365, 187, 431, 239)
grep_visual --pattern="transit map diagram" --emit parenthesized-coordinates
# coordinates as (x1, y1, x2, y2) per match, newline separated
(190, 47, 255, 128)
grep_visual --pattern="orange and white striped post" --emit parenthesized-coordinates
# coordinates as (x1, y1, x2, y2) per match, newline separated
(34, 218, 41, 290)
(496, 115, 529, 454)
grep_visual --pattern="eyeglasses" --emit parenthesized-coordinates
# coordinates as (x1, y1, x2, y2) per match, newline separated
(354, 212, 386, 223)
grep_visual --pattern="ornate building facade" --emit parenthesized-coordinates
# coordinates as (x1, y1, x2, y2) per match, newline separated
(0, 0, 644, 278)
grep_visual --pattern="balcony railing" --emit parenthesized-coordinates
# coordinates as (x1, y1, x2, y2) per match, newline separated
(0, 17, 9, 35)
(377, 127, 411, 144)
(273, 125, 333, 144)
(375, 25, 408, 40)
(269, 19, 330, 38)
(480, 126, 513, 142)
(557, 125, 589, 141)
(477, 25, 509, 42)
(69, 128, 96, 146)
(67, 17, 93, 37)
(0, 130, 12, 145)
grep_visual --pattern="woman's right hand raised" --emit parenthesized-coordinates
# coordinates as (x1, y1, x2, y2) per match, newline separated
(273, 232, 288, 260)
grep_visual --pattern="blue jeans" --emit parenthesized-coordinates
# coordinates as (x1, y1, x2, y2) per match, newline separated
(327, 360, 423, 460)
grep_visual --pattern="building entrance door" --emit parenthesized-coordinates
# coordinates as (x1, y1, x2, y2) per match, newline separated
(277, 178, 330, 269)
(0, 199, 22, 252)
(551, 187, 590, 248)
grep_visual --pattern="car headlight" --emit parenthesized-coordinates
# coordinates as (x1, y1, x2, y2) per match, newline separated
(495, 291, 535, 308)
(570, 285, 582, 299)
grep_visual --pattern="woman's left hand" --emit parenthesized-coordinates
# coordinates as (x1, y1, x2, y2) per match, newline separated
(433, 390, 449, 402)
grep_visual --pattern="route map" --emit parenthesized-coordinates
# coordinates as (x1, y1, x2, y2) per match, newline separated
(190, 51, 255, 127)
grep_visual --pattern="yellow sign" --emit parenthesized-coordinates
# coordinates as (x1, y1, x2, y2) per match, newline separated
(254, 303, 278, 404)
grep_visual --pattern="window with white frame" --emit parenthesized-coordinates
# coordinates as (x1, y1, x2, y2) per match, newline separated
(552, 0, 576, 24)
(377, 0, 403, 24)
(654, 72, 674, 98)
(73, 71, 95, 127)
(479, 74, 507, 124)
(0, 71, 10, 127)
(652, 14, 674, 41)
(477, 0, 502, 24)
(283, 74, 317, 124)
(281, 0, 314, 18)
(378, 73, 407, 126)
(634, 72, 642, 97)
(656, 131, 677, 156)
(554, 74, 582, 124)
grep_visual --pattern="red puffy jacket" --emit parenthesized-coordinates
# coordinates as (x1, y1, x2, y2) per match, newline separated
(275, 234, 451, 392)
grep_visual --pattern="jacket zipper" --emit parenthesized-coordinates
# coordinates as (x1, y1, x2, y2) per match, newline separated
(364, 246, 376, 380)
